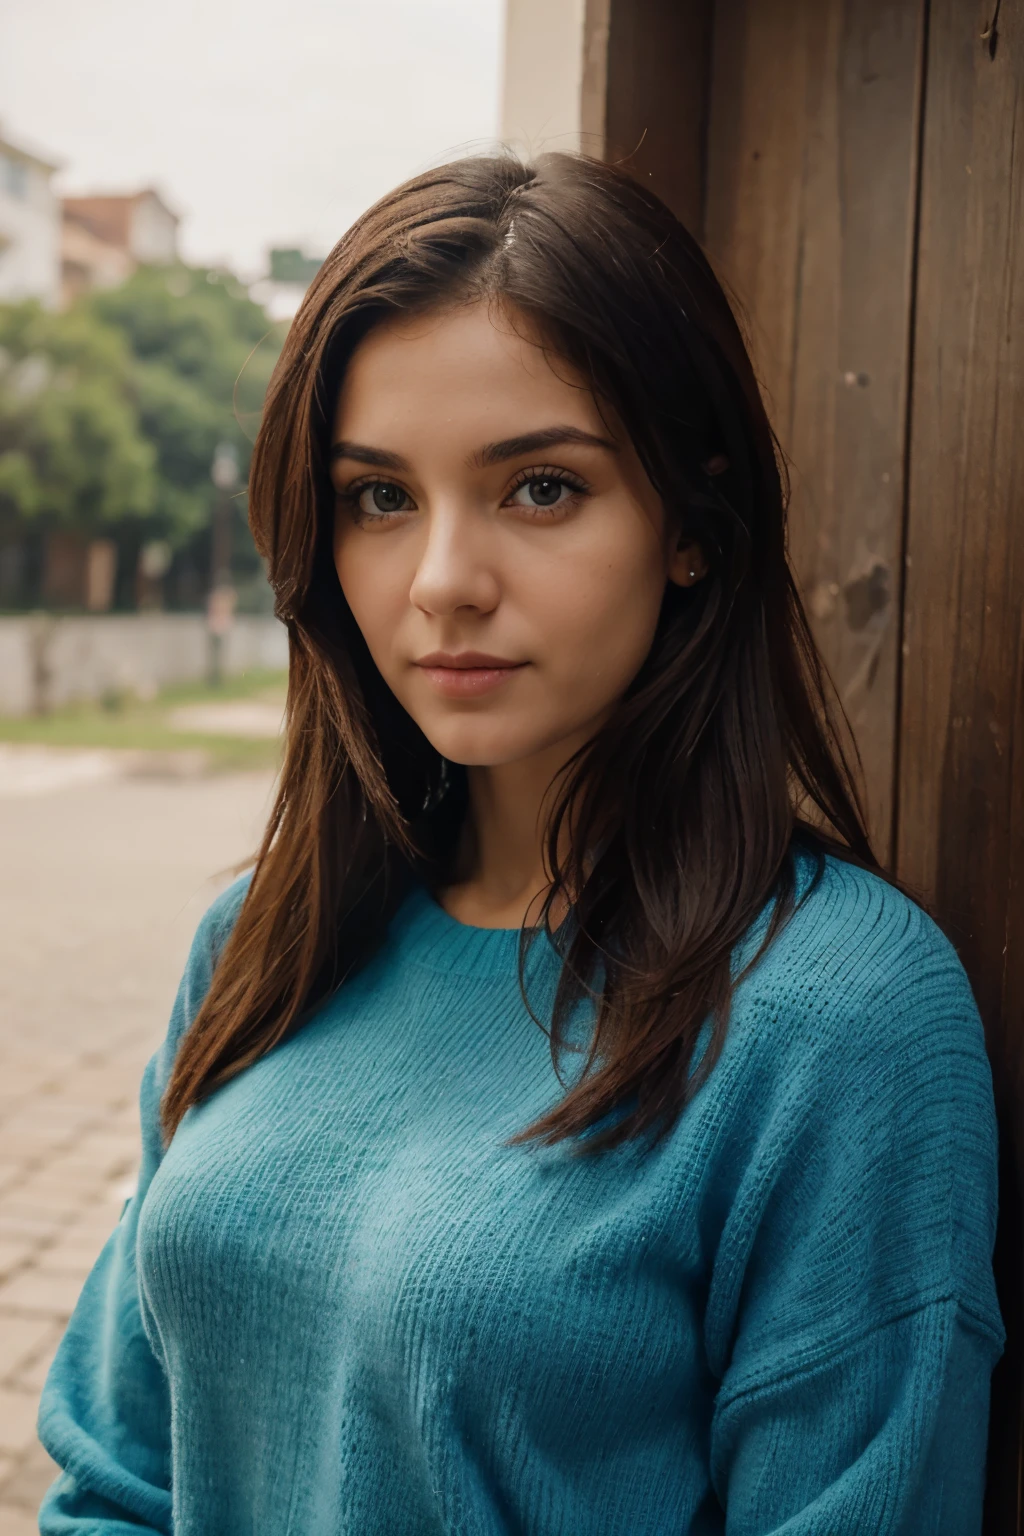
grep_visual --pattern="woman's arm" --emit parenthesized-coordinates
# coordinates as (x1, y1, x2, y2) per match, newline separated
(707, 906, 1004, 1534)
(37, 879, 247, 1532)
(37, 1046, 174, 1532)
(712, 1299, 995, 1532)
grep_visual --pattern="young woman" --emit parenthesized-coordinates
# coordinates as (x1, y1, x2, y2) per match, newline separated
(40, 153, 1002, 1534)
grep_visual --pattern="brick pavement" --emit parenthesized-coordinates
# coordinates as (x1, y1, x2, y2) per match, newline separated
(0, 762, 275, 1533)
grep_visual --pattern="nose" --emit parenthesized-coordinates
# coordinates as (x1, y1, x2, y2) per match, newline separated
(408, 505, 500, 618)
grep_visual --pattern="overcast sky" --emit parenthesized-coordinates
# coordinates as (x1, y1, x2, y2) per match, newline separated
(0, 0, 504, 276)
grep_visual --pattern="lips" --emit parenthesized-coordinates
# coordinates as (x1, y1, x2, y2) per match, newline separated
(413, 652, 527, 698)
(415, 652, 525, 669)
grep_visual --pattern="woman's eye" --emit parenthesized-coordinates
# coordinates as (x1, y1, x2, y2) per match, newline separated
(353, 481, 412, 518)
(508, 476, 576, 510)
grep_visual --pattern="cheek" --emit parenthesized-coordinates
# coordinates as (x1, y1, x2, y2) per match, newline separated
(526, 531, 665, 699)
(333, 536, 406, 663)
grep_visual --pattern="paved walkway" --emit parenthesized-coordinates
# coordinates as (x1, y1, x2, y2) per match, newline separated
(0, 760, 275, 1533)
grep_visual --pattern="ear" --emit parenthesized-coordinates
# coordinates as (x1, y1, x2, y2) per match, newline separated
(668, 536, 708, 589)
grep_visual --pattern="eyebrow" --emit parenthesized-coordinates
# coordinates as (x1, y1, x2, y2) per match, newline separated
(469, 426, 618, 468)
(328, 425, 618, 473)
(329, 441, 409, 470)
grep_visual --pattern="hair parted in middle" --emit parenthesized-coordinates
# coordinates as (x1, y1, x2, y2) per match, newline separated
(161, 151, 876, 1150)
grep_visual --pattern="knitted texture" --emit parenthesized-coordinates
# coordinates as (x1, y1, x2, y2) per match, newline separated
(38, 856, 1003, 1533)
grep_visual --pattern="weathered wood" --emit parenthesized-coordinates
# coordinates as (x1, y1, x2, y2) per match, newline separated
(594, 0, 1023, 1513)
(897, 2, 1024, 1525)
(593, 0, 712, 233)
(702, 0, 927, 858)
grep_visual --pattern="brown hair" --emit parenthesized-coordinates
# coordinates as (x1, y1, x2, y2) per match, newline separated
(162, 152, 876, 1149)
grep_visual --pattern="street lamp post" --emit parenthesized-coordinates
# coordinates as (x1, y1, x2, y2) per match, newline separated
(207, 441, 239, 687)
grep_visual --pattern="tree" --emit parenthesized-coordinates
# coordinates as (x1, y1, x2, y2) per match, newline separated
(0, 302, 157, 534)
(89, 265, 282, 548)
(0, 265, 284, 608)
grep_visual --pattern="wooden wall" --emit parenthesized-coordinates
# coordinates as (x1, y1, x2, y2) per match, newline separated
(703, 0, 926, 860)
(595, 0, 1024, 1525)
(600, 0, 712, 234)
(899, 4, 1024, 1523)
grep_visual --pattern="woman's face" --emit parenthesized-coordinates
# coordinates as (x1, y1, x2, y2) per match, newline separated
(331, 300, 702, 771)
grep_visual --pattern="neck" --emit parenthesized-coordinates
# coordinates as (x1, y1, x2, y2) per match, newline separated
(440, 733, 589, 930)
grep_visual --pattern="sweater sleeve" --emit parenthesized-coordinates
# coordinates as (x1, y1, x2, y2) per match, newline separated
(37, 879, 248, 1533)
(712, 1300, 996, 1532)
(706, 889, 1004, 1534)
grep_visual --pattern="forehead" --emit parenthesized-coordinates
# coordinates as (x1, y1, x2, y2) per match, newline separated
(331, 301, 609, 444)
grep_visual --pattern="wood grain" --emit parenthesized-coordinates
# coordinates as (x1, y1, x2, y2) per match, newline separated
(703, 0, 927, 858)
(593, 0, 1023, 1513)
(897, 3, 1024, 1524)
(601, 0, 713, 232)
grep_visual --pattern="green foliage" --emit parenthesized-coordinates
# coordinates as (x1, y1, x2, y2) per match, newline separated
(0, 302, 157, 530)
(91, 264, 277, 429)
(90, 266, 282, 546)
(0, 265, 283, 546)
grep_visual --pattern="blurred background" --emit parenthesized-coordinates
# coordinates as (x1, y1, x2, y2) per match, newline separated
(0, 1, 503, 1525)
(2, 0, 1023, 1529)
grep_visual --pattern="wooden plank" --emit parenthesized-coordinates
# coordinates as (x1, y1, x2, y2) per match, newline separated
(592, 0, 713, 232)
(702, 0, 927, 858)
(897, 3, 1024, 1525)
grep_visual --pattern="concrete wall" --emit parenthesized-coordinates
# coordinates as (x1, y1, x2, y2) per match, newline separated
(0, 614, 288, 716)
(501, 0, 587, 155)
(500, 0, 611, 162)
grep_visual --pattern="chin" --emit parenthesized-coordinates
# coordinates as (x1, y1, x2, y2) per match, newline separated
(422, 719, 553, 769)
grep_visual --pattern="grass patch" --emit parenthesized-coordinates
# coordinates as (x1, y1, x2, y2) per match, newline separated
(0, 669, 287, 772)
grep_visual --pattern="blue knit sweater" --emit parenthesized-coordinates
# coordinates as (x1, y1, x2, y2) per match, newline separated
(39, 855, 1003, 1534)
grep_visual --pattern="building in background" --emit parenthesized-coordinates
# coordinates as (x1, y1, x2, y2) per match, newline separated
(62, 189, 179, 264)
(59, 212, 134, 307)
(61, 188, 179, 305)
(0, 127, 61, 306)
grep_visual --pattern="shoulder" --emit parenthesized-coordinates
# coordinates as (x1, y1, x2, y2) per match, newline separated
(162, 870, 253, 1060)
(722, 852, 994, 1165)
(709, 854, 1002, 1362)
(721, 855, 998, 1234)
(190, 868, 254, 966)
(742, 852, 981, 1051)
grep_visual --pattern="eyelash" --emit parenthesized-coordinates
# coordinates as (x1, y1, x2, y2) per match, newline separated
(336, 479, 413, 522)
(502, 465, 591, 515)
(337, 465, 592, 524)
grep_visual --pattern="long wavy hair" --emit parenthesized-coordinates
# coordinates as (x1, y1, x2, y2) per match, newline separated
(162, 152, 876, 1149)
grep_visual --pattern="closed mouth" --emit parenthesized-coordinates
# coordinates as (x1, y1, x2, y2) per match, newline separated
(414, 654, 527, 670)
